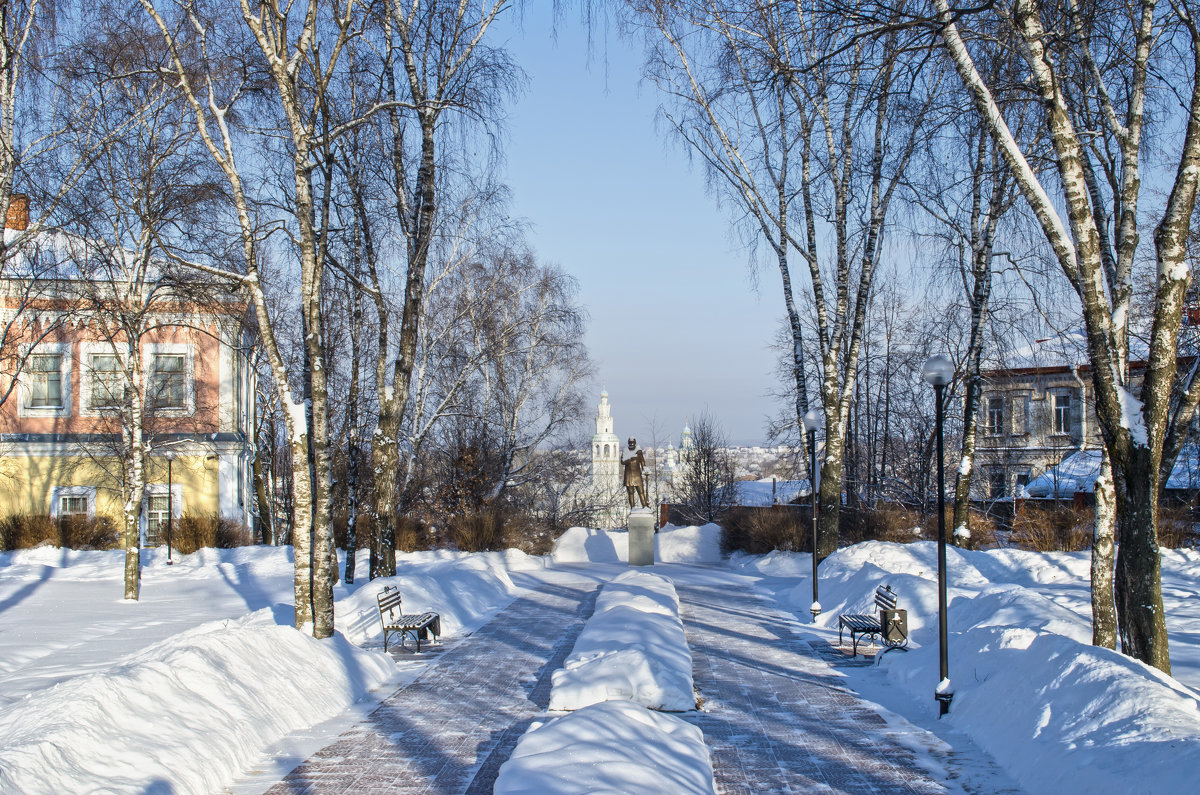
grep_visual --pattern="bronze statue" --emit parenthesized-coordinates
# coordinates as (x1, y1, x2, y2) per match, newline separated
(621, 437, 650, 509)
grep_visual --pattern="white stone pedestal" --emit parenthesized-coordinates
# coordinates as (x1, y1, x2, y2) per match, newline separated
(628, 508, 655, 566)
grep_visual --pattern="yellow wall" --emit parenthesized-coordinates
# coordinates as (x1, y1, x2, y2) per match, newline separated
(0, 454, 220, 519)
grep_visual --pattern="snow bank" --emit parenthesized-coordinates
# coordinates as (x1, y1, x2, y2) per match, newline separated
(550, 571, 695, 711)
(797, 541, 1200, 795)
(551, 523, 722, 564)
(0, 612, 394, 795)
(493, 700, 715, 795)
(337, 553, 521, 646)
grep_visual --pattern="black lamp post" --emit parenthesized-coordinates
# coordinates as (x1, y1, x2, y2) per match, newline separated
(165, 450, 176, 566)
(802, 408, 823, 622)
(922, 354, 954, 716)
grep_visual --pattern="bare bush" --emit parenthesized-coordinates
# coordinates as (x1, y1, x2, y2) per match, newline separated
(0, 514, 120, 551)
(171, 513, 252, 554)
(1010, 504, 1090, 552)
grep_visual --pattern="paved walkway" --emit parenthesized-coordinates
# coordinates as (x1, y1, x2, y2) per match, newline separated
(257, 566, 1017, 794)
(264, 571, 600, 794)
(676, 576, 946, 793)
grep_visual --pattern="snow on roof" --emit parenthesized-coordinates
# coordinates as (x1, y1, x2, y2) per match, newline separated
(736, 478, 808, 506)
(1025, 448, 1200, 497)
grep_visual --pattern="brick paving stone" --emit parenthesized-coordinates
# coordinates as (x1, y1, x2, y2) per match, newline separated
(675, 577, 951, 795)
(261, 572, 599, 795)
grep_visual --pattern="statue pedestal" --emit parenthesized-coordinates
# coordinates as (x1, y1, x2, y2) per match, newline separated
(628, 508, 655, 566)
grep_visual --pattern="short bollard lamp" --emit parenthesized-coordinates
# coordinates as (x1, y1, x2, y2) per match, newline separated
(802, 408, 823, 622)
(922, 354, 954, 716)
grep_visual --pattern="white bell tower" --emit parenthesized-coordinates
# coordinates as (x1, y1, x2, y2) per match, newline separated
(592, 390, 621, 490)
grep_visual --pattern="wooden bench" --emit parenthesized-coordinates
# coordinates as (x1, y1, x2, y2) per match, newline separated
(837, 585, 908, 656)
(377, 586, 441, 653)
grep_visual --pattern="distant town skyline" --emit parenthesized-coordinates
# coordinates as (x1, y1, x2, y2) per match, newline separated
(495, 7, 783, 446)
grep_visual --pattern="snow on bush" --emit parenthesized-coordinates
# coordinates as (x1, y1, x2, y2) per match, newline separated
(493, 700, 715, 795)
(790, 541, 1200, 795)
(0, 612, 394, 795)
(549, 570, 695, 711)
(336, 552, 523, 646)
(551, 523, 722, 564)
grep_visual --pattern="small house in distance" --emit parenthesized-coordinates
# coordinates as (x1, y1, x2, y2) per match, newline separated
(0, 195, 256, 542)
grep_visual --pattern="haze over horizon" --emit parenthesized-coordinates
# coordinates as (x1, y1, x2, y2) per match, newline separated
(495, 7, 783, 447)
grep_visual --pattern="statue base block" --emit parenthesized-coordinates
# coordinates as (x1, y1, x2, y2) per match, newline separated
(628, 509, 655, 566)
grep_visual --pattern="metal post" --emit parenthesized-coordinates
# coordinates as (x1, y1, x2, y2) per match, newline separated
(809, 427, 820, 620)
(167, 457, 174, 566)
(935, 381, 951, 716)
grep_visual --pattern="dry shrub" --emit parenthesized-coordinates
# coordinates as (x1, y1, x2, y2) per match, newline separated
(447, 509, 505, 552)
(1158, 503, 1199, 549)
(500, 513, 556, 556)
(861, 505, 929, 544)
(171, 513, 252, 554)
(0, 514, 119, 551)
(1010, 503, 1090, 552)
(719, 506, 807, 554)
(394, 516, 431, 552)
(332, 513, 378, 551)
(917, 506, 998, 550)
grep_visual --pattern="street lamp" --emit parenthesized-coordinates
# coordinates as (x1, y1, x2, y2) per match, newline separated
(922, 353, 955, 717)
(802, 408, 823, 622)
(164, 450, 177, 566)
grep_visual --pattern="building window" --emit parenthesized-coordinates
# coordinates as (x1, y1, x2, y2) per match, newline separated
(28, 354, 63, 408)
(146, 494, 170, 545)
(1054, 393, 1073, 434)
(151, 354, 186, 409)
(987, 397, 1003, 435)
(89, 354, 124, 409)
(50, 486, 95, 520)
(60, 495, 89, 518)
(988, 470, 1006, 499)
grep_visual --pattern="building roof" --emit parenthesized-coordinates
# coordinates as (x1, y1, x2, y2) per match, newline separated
(1024, 448, 1200, 497)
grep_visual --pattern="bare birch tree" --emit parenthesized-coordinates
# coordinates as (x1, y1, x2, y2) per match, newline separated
(633, 0, 934, 559)
(929, 0, 1200, 671)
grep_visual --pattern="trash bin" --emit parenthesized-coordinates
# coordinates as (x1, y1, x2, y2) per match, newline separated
(881, 608, 908, 646)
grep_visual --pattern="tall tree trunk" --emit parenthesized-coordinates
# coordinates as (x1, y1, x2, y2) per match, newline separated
(123, 382, 145, 601)
(253, 449, 274, 545)
(1092, 450, 1117, 649)
(1112, 448, 1170, 672)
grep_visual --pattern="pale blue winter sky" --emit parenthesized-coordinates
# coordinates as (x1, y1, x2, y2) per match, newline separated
(494, 7, 783, 446)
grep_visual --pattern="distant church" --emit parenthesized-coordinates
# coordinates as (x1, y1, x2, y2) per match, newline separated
(582, 390, 693, 527)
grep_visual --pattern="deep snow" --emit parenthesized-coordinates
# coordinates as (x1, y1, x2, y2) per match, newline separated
(1, 529, 1199, 794)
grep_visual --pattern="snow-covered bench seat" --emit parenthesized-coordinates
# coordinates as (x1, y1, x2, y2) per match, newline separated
(837, 584, 907, 656)
(376, 586, 441, 652)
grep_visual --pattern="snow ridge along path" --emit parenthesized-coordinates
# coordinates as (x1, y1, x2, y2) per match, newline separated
(260, 570, 600, 794)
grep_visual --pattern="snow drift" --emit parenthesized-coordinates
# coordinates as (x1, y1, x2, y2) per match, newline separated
(549, 570, 695, 711)
(493, 700, 715, 795)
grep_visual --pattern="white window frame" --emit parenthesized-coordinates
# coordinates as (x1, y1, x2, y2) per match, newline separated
(143, 343, 195, 417)
(141, 483, 183, 539)
(80, 342, 128, 417)
(18, 342, 72, 418)
(50, 486, 96, 520)
(986, 397, 1004, 435)
(1053, 392, 1073, 435)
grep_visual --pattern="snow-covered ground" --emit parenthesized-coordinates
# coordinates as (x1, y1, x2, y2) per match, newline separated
(732, 541, 1200, 794)
(549, 569, 694, 711)
(0, 545, 532, 794)
(551, 522, 722, 565)
(493, 700, 714, 794)
(2, 529, 1199, 794)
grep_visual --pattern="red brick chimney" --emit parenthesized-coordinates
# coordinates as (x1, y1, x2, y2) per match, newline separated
(6, 193, 29, 231)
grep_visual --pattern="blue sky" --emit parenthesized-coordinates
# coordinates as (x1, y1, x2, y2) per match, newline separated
(494, 7, 783, 446)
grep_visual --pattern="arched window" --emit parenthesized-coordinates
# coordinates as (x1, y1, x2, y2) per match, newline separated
(603, 444, 610, 457)
(595, 445, 600, 457)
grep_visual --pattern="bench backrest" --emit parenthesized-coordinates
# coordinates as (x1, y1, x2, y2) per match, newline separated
(874, 585, 899, 612)
(378, 586, 404, 620)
